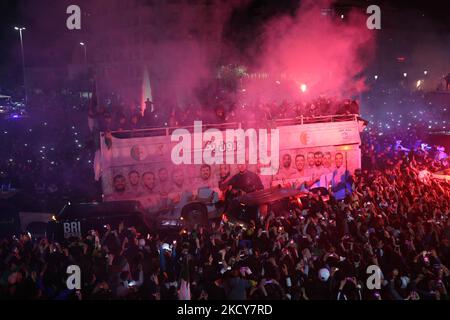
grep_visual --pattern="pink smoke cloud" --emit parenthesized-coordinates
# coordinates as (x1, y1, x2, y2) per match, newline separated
(245, 0, 376, 101)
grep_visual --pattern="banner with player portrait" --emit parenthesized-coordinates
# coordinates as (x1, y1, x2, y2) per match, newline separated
(99, 120, 363, 212)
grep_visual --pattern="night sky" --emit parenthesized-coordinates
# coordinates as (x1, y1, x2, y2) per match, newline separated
(0, 0, 22, 89)
(0, 0, 449, 93)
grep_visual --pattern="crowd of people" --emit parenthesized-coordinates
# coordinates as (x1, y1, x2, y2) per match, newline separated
(1, 84, 449, 300)
(1, 120, 449, 300)
(90, 96, 360, 133)
(0, 90, 97, 211)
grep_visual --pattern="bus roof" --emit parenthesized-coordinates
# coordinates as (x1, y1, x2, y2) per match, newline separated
(57, 201, 145, 220)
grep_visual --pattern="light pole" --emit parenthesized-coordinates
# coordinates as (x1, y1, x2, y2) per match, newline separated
(14, 27, 27, 105)
(79, 42, 89, 91)
(79, 42, 87, 66)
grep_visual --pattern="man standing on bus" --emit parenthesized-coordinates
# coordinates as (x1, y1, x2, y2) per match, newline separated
(223, 164, 264, 195)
